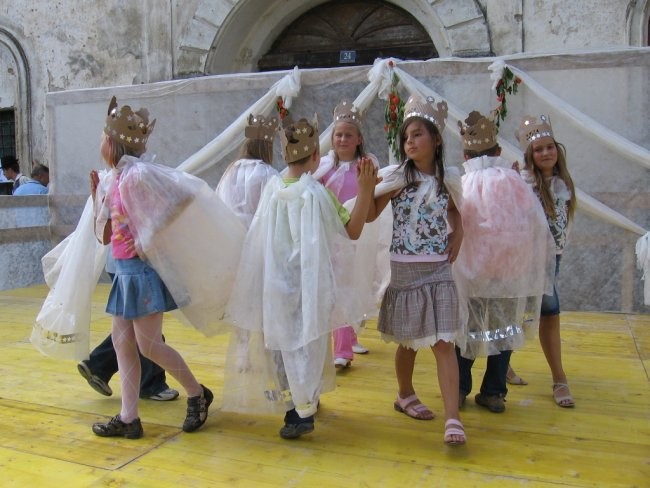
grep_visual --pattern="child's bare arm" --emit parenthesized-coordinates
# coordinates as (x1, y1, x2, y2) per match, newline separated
(345, 158, 380, 240)
(90, 170, 112, 245)
(445, 195, 463, 263)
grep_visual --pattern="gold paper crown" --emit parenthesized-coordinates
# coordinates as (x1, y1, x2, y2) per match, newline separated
(244, 113, 279, 141)
(333, 100, 363, 128)
(280, 115, 319, 163)
(104, 96, 155, 153)
(458, 111, 498, 152)
(403, 95, 447, 133)
(516, 114, 554, 149)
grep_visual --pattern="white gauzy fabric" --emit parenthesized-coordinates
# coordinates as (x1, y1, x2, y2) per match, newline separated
(636, 232, 650, 305)
(216, 159, 280, 228)
(114, 156, 246, 336)
(453, 156, 556, 359)
(315, 150, 386, 320)
(225, 173, 358, 411)
(176, 67, 301, 175)
(31, 197, 108, 359)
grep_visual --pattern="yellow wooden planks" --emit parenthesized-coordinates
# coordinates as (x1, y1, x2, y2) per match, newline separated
(0, 285, 648, 487)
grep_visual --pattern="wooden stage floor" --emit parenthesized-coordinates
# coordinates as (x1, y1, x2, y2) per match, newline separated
(1, 284, 648, 487)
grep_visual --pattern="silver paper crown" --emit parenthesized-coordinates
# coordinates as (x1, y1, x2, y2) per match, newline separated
(104, 96, 155, 153)
(516, 114, 554, 149)
(458, 111, 498, 152)
(403, 95, 447, 133)
(333, 100, 363, 128)
(280, 115, 319, 163)
(244, 114, 279, 141)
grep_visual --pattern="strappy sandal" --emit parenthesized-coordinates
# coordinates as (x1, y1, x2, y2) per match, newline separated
(393, 393, 435, 420)
(552, 383, 575, 408)
(506, 365, 528, 385)
(444, 419, 466, 446)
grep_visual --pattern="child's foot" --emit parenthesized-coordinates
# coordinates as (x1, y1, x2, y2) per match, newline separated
(279, 421, 315, 439)
(92, 414, 143, 439)
(334, 357, 351, 369)
(352, 343, 369, 354)
(183, 384, 213, 432)
(506, 365, 528, 385)
(552, 383, 575, 408)
(444, 419, 466, 446)
(280, 409, 314, 439)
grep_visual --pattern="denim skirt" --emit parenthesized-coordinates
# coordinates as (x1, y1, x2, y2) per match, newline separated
(106, 256, 177, 319)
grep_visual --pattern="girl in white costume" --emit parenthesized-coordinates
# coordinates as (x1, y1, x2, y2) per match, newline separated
(512, 114, 577, 408)
(367, 95, 466, 446)
(315, 100, 379, 368)
(90, 97, 227, 438)
(216, 114, 286, 416)
(227, 115, 379, 439)
(453, 111, 555, 413)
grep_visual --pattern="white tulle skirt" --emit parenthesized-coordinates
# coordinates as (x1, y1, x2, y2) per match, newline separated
(453, 156, 556, 358)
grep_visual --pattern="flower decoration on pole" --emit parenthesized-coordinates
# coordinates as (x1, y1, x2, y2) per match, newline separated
(384, 65, 405, 162)
(275, 96, 290, 121)
(491, 66, 522, 128)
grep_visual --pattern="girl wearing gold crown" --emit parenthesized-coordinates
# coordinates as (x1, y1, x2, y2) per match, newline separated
(89, 97, 245, 438)
(367, 95, 466, 446)
(512, 114, 577, 408)
(226, 115, 380, 439)
(313, 100, 380, 369)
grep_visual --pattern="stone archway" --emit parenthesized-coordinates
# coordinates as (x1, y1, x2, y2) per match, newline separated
(0, 28, 32, 166)
(176, 0, 491, 76)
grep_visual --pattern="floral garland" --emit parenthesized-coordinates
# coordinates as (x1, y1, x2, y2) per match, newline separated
(384, 71, 405, 162)
(492, 67, 522, 128)
(275, 96, 290, 121)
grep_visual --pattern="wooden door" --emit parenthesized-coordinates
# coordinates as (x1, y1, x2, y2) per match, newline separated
(258, 0, 437, 71)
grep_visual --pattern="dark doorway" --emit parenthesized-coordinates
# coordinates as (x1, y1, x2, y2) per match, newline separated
(0, 109, 16, 160)
(258, 0, 437, 71)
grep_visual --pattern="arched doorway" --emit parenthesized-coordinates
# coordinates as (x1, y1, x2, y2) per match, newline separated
(258, 0, 436, 71)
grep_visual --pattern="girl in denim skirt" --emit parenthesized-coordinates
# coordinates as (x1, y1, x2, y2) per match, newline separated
(90, 97, 213, 439)
(515, 114, 577, 408)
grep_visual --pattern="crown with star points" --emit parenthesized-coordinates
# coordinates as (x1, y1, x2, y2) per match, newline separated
(104, 96, 155, 153)
(516, 114, 554, 149)
(458, 111, 498, 152)
(403, 95, 447, 133)
(280, 115, 319, 164)
(333, 100, 363, 129)
(244, 113, 280, 141)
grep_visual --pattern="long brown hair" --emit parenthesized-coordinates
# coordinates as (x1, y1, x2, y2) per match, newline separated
(239, 138, 273, 164)
(398, 117, 445, 194)
(524, 140, 576, 221)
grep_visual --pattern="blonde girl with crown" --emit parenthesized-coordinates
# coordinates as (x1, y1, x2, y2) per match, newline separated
(367, 95, 466, 446)
(90, 97, 218, 438)
(314, 100, 380, 369)
(226, 115, 380, 439)
(514, 114, 577, 408)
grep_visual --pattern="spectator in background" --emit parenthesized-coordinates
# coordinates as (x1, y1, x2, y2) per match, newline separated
(31, 163, 50, 187)
(1, 155, 32, 193)
(13, 163, 49, 195)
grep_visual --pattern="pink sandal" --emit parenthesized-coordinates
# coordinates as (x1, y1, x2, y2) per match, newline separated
(444, 419, 466, 446)
(393, 393, 435, 420)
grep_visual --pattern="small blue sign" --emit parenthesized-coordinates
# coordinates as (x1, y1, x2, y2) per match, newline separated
(339, 50, 356, 63)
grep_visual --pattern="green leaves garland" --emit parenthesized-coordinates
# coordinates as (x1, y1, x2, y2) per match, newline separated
(492, 67, 522, 128)
(384, 72, 405, 162)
